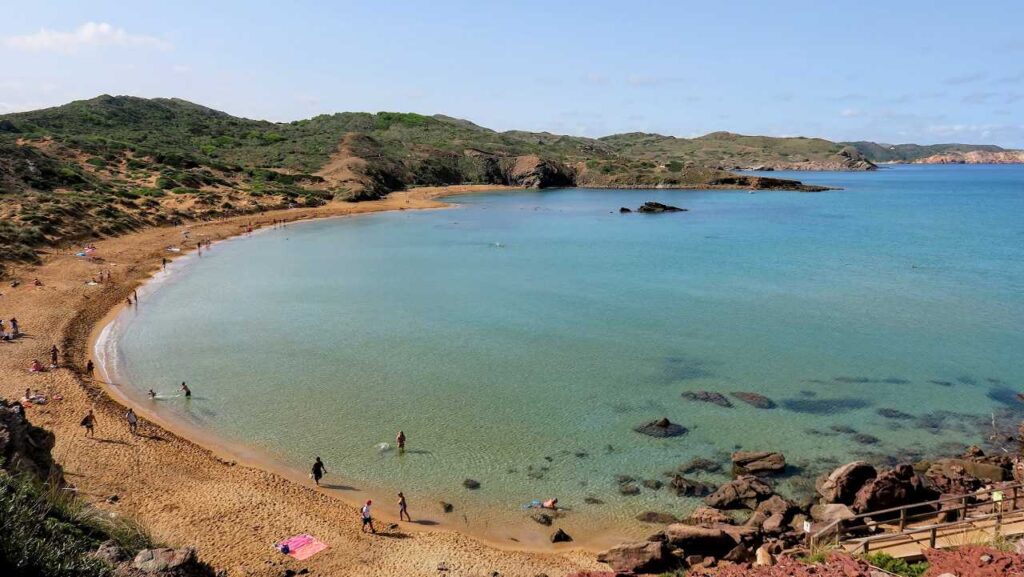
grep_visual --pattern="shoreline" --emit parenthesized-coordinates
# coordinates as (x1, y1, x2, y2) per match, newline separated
(0, 184, 603, 577)
(87, 193, 634, 553)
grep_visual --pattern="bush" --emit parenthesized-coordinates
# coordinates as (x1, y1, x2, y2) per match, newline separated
(0, 474, 154, 577)
(865, 553, 928, 577)
(666, 160, 683, 173)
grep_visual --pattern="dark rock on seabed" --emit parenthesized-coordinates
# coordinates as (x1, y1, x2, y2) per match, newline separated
(731, 391, 777, 409)
(682, 391, 733, 408)
(634, 417, 688, 438)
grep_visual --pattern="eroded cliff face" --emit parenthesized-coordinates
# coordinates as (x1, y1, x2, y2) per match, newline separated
(913, 150, 1024, 164)
(740, 146, 876, 171)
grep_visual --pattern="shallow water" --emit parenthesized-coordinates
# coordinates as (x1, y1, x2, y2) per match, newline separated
(109, 165, 1024, 540)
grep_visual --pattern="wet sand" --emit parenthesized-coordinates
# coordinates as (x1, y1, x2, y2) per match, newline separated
(0, 185, 601, 577)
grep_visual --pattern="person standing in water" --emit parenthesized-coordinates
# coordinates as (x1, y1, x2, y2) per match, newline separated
(396, 430, 406, 453)
(80, 409, 97, 437)
(360, 500, 376, 534)
(311, 456, 327, 486)
(125, 408, 138, 435)
(85, 359, 94, 375)
(148, 389, 157, 400)
(180, 382, 191, 398)
(398, 492, 411, 522)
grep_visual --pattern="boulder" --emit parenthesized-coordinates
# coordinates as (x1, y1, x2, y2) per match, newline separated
(670, 475, 715, 497)
(643, 479, 664, 490)
(636, 511, 679, 524)
(682, 391, 732, 408)
(440, 501, 454, 513)
(704, 476, 774, 510)
(731, 451, 786, 475)
(530, 512, 553, 526)
(637, 201, 687, 213)
(132, 548, 196, 573)
(619, 483, 641, 496)
(755, 544, 774, 566)
(597, 541, 670, 574)
(852, 464, 938, 514)
(687, 506, 734, 525)
(816, 461, 877, 505)
(663, 524, 736, 557)
(926, 459, 988, 494)
(634, 417, 688, 438)
(619, 207, 632, 213)
(809, 503, 856, 523)
(930, 458, 1007, 483)
(91, 541, 126, 565)
(731, 392, 777, 409)
(551, 528, 573, 543)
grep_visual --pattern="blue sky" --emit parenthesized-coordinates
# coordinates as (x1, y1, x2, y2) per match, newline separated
(2, 0, 1022, 146)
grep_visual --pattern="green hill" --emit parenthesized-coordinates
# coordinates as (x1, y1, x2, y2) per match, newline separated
(0, 95, 878, 274)
(842, 141, 1011, 163)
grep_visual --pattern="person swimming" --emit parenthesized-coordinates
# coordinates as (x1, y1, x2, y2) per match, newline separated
(148, 389, 157, 399)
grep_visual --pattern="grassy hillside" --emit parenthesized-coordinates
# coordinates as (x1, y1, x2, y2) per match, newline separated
(843, 141, 1010, 163)
(600, 131, 877, 170)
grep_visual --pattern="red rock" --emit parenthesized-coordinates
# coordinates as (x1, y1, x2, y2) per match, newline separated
(596, 541, 670, 574)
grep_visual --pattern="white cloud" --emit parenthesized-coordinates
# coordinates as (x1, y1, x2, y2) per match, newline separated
(840, 108, 859, 118)
(626, 74, 685, 87)
(4, 22, 171, 54)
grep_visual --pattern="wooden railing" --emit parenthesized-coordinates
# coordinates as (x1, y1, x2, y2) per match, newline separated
(810, 483, 1024, 555)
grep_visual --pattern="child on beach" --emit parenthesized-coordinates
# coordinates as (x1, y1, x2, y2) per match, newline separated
(361, 500, 376, 533)
(125, 408, 139, 435)
(398, 492, 411, 522)
(81, 409, 97, 437)
(30, 359, 44, 372)
(311, 456, 327, 486)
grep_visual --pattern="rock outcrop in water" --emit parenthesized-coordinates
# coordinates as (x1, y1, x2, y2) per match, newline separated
(634, 417, 688, 438)
(731, 451, 786, 475)
(636, 201, 687, 213)
(682, 391, 733, 408)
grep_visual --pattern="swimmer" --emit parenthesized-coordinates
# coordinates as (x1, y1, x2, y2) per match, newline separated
(148, 389, 157, 400)
(542, 498, 559, 510)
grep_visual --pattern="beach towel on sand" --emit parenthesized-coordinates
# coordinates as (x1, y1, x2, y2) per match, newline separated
(275, 534, 327, 561)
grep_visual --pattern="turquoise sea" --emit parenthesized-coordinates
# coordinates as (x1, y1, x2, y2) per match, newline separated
(105, 165, 1024, 543)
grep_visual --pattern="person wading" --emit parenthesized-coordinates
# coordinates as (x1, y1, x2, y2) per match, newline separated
(311, 456, 327, 486)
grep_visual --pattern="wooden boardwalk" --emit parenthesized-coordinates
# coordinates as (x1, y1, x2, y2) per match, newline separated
(812, 483, 1024, 560)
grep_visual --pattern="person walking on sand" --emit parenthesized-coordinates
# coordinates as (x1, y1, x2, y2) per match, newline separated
(49, 345, 59, 368)
(398, 492, 411, 522)
(180, 382, 191, 398)
(86, 359, 94, 374)
(311, 456, 327, 486)
(396, 430, 406, 453)
(81, 409, 97, 437)
(125, 408, 138, 435)
(361, 500, 376, 533)
(10, 317, 19, 337)
(162, 257, 168, 271)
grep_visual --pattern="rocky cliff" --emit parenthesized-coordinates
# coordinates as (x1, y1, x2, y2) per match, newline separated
(913, 150, 1024, 164)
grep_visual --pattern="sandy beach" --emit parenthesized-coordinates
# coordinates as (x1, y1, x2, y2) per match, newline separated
(0, 185, 602, 577)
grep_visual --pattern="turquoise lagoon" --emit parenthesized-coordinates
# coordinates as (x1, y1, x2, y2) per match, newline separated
(106, 165, 1024, 542)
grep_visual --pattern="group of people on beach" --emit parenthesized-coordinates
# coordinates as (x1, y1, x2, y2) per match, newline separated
(310, 429, 413, 534)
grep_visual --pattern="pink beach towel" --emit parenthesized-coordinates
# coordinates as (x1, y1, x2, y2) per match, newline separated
(276, 534, 327, 561)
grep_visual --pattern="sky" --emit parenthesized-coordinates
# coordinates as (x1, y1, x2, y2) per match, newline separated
(1, 0, 1023, 147)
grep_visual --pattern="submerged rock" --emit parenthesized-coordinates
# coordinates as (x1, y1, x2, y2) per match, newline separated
(670, 475, 715, 497)
(704, 476, 774, 510)
(636, 511, 679, 524)
(530, 512, 553, 526)
(440, 501, 454, 513)
(462, 479, 481, 489)
(634, 417, 688, 438)
(637, 201, 687, 213)
(619, 207, 632, 213)
(877, 408, 914, 420)
(619, 483, 641, 496)
(680, 457, 722, 474)
(731, 392, 776, 409)
(731, 451, 786, 475)
(682, 391, 733, 408)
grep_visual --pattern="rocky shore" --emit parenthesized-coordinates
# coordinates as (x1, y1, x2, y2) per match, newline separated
(595, 441, 1024, 575)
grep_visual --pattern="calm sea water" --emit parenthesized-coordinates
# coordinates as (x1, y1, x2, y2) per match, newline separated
(108, 165, 1024, 540)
